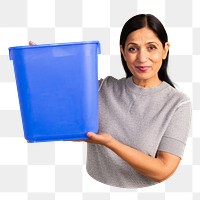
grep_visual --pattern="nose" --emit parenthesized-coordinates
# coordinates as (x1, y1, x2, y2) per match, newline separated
(137, 49, 148, 63)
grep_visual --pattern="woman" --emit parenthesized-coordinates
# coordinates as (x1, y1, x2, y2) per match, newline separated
(85, 14, 192, 188)
(29, 14, 191, 188)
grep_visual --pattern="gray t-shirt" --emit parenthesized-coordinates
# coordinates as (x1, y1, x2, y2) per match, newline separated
(86, 76, 192, 188)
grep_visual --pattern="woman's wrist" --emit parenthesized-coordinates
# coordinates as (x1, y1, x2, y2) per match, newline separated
(104, 135, 118, 148)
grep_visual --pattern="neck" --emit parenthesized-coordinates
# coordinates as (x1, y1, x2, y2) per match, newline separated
(132, 77, 162, 88)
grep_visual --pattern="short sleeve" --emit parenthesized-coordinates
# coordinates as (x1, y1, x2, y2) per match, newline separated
(158, 100, 192, 159)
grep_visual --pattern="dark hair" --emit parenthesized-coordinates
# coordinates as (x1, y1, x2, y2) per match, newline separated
(120, 14, 175, 88)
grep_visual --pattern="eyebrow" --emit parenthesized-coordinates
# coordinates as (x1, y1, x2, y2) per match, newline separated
(127, 42, 159, 46)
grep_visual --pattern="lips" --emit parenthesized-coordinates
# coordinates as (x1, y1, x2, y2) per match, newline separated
(136, 66, 150, 72)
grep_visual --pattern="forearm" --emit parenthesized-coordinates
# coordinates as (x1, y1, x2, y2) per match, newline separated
(105, 137, 167, 182)
(87, 132, 178, 182)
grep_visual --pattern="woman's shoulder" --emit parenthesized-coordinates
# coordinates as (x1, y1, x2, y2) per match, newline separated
(98, 76, 126, 90)
(164, 82, 191, 106)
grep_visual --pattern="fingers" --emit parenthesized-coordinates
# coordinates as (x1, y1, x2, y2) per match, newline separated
(87, 132, 99, 140)
(87, 132, 114, 147)
(87, 132, 107, 143)
(29, 41, 37, 45)
(87, 132, 94, 137)
(62, 132, 105, 144)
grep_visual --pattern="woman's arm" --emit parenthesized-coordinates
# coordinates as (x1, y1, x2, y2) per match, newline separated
(87, 132, 180, 182)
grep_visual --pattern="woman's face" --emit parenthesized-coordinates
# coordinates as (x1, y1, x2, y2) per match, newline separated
(121, 27, 170, 87)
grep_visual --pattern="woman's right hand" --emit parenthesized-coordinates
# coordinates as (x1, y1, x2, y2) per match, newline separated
(29, 41, 37, 45)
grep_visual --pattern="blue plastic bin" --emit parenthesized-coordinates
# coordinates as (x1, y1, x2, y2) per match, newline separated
(9, 41, 100, 142)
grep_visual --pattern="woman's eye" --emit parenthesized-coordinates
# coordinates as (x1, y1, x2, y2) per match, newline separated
(128, 47, 137, 52)
(148, 45, 157, 51)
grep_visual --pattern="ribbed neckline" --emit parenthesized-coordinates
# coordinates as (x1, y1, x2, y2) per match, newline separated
(125, 76, 169, 95)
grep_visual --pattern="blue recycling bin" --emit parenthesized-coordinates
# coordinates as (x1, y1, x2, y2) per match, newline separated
(9, 41, 100, 142)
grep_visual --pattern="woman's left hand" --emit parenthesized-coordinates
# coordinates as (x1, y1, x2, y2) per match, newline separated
(86, 132, 114, 147)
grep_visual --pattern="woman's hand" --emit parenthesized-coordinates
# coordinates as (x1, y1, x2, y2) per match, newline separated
(86, 132, 114, 147)
(29, 41, 37, 45)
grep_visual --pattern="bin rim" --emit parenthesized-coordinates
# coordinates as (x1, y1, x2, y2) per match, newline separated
(8, 40, 100, 50)
(8, 40, 101, 60)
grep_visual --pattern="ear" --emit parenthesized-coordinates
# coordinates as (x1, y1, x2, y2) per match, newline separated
(162, 42, 170, 59)
(120, 45, 127, 61)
